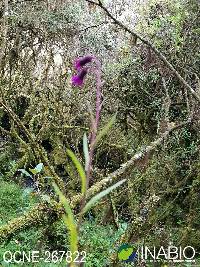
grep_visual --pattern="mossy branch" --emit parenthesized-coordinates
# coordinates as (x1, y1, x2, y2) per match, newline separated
(0, 202, 62, 243)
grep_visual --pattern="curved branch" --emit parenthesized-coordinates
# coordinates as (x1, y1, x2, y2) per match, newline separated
(0, 202, 62, 243)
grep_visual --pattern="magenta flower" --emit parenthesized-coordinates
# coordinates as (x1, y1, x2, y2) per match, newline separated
(71, 68, 88, 87)
(74, 55, 93, 71)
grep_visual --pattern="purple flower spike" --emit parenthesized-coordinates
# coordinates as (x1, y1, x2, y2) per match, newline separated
(74, 55, 93, 70)
(71, 68, 88, 87)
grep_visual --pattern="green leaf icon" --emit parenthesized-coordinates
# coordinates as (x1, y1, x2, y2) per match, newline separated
(118, 244, 133, 261)
(118, 247, 133, 260)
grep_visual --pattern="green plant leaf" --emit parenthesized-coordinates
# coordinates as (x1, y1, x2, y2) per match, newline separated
(62, 214, 78, 257)
(83, 133, 90, 171)
(29, 163, 43, 175)
(52, 182, 78, 256)
(82, 179, 126, 214)
(29, 168, 38, 175)
(67, 148, 87, 195)
(18, 169, 32, 178)
(95, 113, 117, 146)
(35, 163, 43, 172)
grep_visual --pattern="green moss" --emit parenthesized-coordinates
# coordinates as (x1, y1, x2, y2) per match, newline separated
(0, 181, 26, 225)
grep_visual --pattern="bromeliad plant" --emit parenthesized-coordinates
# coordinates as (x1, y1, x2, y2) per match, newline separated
(53, 55, 126, 266)
(71, 55, 103, 190)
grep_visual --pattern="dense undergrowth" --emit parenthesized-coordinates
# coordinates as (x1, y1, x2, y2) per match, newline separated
(0, 174, 127, 266)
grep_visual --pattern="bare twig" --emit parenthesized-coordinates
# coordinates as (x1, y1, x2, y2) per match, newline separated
(79, 22, 107, 32)
(0, 0, 8, 66)
(157, 75, 171, 135)
(162, 76, 171, 123)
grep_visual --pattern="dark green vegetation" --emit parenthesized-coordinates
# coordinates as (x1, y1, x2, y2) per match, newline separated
(0, 0, 200, 266)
